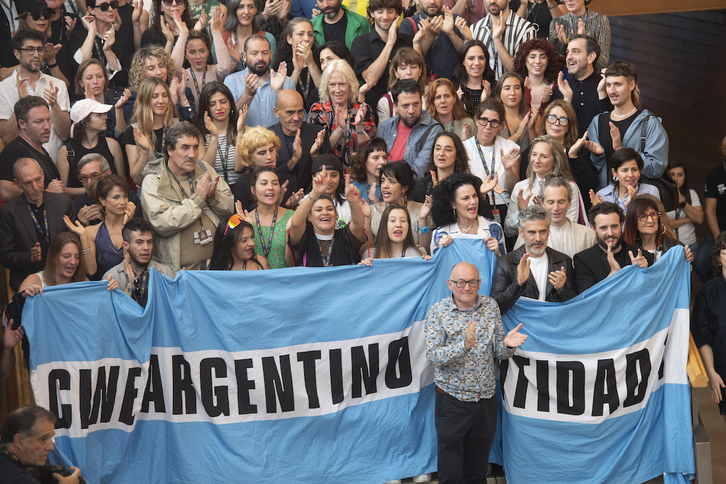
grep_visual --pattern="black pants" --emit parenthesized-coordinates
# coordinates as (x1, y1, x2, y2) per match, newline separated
(435, 389, 498, 484)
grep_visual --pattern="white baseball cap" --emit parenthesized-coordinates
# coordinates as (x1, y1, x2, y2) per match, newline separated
(70, 99, 113, 137)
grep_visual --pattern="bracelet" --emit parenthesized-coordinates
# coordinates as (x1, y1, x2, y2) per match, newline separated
(83, 248, 91, 254)
(309, 194, 320, 202)
(47, 62, 58, 68)
(419, 226, 430, 234)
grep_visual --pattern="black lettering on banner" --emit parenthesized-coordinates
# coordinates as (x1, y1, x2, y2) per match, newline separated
(536, 360, 549, 412)
(297, 351, 322, 409)
(658, 335, 667, 380)
(499, 359, 509, 396)
(119, 367, 142, 425)
(234, 359, 257, 414)
(79, 366, 120, 429)
(172, 355, 197, 415)
(624, 349, 651, 407)
(329, 349, 344, 405)
(556, 361, 585, 415)
(141, 354, 166, 413)
(385, 338, 413, 389)
(512, 355, 530, 409)
(48, 369, 72, 429)
(592, 359, 619, 417)
(351, 344, 379, 398)
(262, 355, 295, 413)
(200, 358, 230, 417)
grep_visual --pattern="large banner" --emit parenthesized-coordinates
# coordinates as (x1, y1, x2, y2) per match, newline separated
(24, 240, 694, 483)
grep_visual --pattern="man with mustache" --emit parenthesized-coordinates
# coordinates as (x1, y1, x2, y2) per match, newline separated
(141, 122, 234, 271)
(379, 79, 443, 179)
(491, 205, 576, 315)
(573, 201, 652, 293)
(224, 34, 294, 129)
(311, 0, 369, 49)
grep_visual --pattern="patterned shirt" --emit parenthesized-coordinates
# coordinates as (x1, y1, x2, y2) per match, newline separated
(425, 295, 514, 402)
(307, 101, 376, 167)
(472, 11, 536, 79)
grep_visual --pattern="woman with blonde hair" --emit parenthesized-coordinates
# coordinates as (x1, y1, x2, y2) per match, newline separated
(504, 135, 585, 236)
(74, 59, 130, 137)
(308, 59, 375, 168)
(424, 78, 475, 141)
(121, 77, 179, 185)
(231, 126, 303, 212)
(377, 47, 428, 126)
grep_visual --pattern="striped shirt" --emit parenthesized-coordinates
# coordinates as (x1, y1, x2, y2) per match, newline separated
(472, 11, 536, 79)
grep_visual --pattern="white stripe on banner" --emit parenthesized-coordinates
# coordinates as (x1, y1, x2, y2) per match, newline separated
(500, 308, 689, 425)
(32, 320, 433, 439)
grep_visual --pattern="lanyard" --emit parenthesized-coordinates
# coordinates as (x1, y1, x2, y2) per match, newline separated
(565, 10, 588, 41)
(216, 135, 230, 182)
(169, 169, 206, 231)
(449, 120, 455, 132)
(153, 128, 167, 159)
(132, 269, 150, 305)
(28, 204, 49, 245)
(0, 0, 18, 33)
(474, 138, 495, 177)
(254, 207, 278, 257)
(189, 66, 207, 100)
(299, 69, 312, 99)
(93, 36, 108, 66)
(318, 234, 335, 267)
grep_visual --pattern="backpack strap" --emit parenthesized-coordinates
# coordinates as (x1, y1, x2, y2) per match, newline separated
(64, 142, 75, 187)
(415, 122, 441, 153)
(640, 114, 652, 153)
(408, 17, 418, 34)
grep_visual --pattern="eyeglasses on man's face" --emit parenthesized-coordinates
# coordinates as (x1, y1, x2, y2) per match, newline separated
(450, 279, 481, 288)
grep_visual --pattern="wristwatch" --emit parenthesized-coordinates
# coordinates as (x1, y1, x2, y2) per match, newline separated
(678, 201, 687, 209)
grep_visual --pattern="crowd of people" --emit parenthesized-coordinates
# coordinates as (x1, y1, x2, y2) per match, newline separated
(0, 0, 725, 482)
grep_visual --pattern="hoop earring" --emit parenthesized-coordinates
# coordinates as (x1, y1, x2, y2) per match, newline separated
(661, 224, 666, 235)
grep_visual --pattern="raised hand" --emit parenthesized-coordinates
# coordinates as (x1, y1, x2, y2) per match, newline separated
(160, 16, 174, 44)
(84, 80, 96, 99)
(277, 0, 290, 21)
(548, 266, 567, 292)
(244, 72, 261, 97)
(431, 170, 439, 187)
(360, 197, 372, 219)
(629, 248, 648, 268)
(609, 121, 622, 150)
(204, 112, 219, 136)
(464, 320, 477, 350)
(194, 172, 213, 199)
(210, 5, 223, 32)
(65, 15, 77, 36)
(335, 104, 347, 129)
(491, 14, 505, 40)
(310, 128, 325, 156)
(133, 126, 151, 151)
(358, 73, 377, 99)
(193, 10, 208, 31)
(461, 122, 472, 140)
(480, 172, 499, 194)
(114, 88, 130, 109)
(582, 138, 604, 156)
(387, 18, 398, 46)
(226, 37, 241, 65)
(81, 15, 96, 33)
(589, 189, 604, 206)
(504, 323, 528, 348)
(517, 189, 533, 211)
(557, 71, 572, 102)
(64, 215, 87, 238)
(17, 74, 29, 98)
(428, 15, 443, 36)
(501, 147, 520, 169)
(270, 64, 287, 93)
(455, 16, 472, 41)
(442, 6, 454, 34)
(43, 42, 61, 65)
(623, 185, 637, 209)
(516, 252, 530, 286)
(123, 201, 136, 224)
(354, 103, 369, 128)
(237, 104, 248, 133)
(526, 105, 538, 129)
(577, 18, 585, 34)
(482, 79, 492, 100)
(102, 28, 116, 51)
(30, 242, 42, 262)
(344, 174, 362, 204)
(311, 165, 330, 196)
(77, 204, 103, 226)
(367, 182, 378, 203)
(132, 1, 143, 23)
(597, 68, 607, 98)
(291, 129, 302, 160)
(556, 23, 567, 44)
(285, 188, 305, 208)
(169, 75, 181, 105)
(235, 200, 253, 222)
(419, 194, 432, 220)
(605, 241, 620, 274)
(43, 80, 59, 106)
(107, 274, 119, 291)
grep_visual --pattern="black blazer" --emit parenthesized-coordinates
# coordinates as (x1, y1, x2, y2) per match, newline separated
(573, 241, 655, 294)
(491, 246, 577, 315)
(270, 122, 330, 191)
(0, 193, 75, 290)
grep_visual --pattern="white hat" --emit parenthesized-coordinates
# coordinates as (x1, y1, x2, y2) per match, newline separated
(70, 99, 113, 137)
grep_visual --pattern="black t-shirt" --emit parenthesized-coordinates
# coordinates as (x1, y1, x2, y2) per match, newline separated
(122, 125, 165, 158)
(0, 137, 59, 185)
(289, 223, 365, 267)
(601, 109, 641, 163)
(322, 14, 348, 44)
(0, 449, 37, 484)
(704, 162, 726, 232)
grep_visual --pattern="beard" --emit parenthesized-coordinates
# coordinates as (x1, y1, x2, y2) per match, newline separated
(323, 4, 341, 19)
(400, 113, 422, 128)
(248, 61, 269, 76)
(596, 232, 623, 251)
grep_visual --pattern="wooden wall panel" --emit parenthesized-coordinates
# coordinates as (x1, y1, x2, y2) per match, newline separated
(593, 0, 726, 16)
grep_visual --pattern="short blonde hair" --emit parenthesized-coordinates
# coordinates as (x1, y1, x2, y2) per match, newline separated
(237, 127, 281, 168)
(319, 59, 359, 104)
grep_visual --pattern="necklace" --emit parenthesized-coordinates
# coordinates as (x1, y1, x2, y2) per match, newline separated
(458, 221, 477, 234)
(611, 107, 637, 120)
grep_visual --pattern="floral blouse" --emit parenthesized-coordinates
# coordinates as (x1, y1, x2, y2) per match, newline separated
(307, 101, 376, 167)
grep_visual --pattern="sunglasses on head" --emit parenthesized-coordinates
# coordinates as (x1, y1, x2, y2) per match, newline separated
(94, 1, 119, 10)
(27, 11, 52, 21)
(162, 0, 185, 6)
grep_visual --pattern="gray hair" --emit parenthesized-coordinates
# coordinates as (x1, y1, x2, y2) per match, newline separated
(77, 153, 111, 174)
(12, 158, 42, 179)
(519, 204, 551, 230)
(164, 121, 201, 158)
(542, 175, 572, 203)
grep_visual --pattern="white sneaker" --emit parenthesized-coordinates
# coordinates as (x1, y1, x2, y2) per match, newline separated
(412, 474, 432, 483)
(384, 480, 402, 484)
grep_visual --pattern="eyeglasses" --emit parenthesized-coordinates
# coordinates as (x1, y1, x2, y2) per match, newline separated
(94, 1, 119, 11)
(19, 46, 44, 55)
(546, 115, 569, 126)
(78, 172, 103, 183)
(476, 117, 501, 128)
(450, 279, 481, 288)
(637, 212, 660, 221)
(27, 11, 52, 21)
(162, 0, 185, 6)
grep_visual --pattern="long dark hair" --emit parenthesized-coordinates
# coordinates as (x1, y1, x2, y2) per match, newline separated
(374, 204, 425, 258)
(351, 137, 388, 182)
(192, 82, 240, 143)
(148, 0, 193, 46)
(494, 72, 528, 118)
(667, 160, 692, 206)
(275, 17, 315, 70)
(209, 217, 264, 270)
(622, 194, 668, 248)
(431, 172, 493, 227)
(379, 162, 415, 200)
(452, 40, 495, 89)
(423, 131, 469, 180)
(314, 41, 355, 70)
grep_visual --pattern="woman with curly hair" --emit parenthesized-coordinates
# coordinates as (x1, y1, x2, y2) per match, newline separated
(121, 77, 180, 184)
(411, 131, 470, 203)
(424, 78, 474, 141)
(452, 40, 496, 118)
(141, 0, 195, 50)
(430, 172, 503, 255)
(377, 47, 428, 126)
(274, 17, 322, 111)
(512, 38, 563, 118)
(350, 137, 388, 204)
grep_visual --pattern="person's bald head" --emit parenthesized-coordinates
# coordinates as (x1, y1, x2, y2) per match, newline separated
(274, 90, 305, 136)
(13, 158, 45, 205)
(448, 262, 481, 309)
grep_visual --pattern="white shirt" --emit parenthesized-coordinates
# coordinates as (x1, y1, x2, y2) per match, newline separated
(528, 252, 549, 301)
(464, 135, 519, 206)
(666, 189, 700, 247)
(0, 70, 70, 163)
(504, 177, 583, 237)
(513, 219, 596, 260)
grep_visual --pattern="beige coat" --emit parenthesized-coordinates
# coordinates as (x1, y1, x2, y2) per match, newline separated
(141, 160, 234, 271)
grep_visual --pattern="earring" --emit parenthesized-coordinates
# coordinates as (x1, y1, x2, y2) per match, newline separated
(452, 207, 457, 219)
(613, 176, 619, 182)
(661, 224, 666, 235)
(101, 205, 107, 217)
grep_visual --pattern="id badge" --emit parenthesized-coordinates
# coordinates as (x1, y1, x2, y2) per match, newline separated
(198, 229, 212, 246)
(492, 208, 501, 224)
